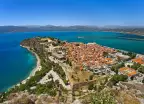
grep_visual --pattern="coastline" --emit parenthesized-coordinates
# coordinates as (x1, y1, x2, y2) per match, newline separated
(19, 45, 42, 85)
(103, 31, 144, 36)
(3, 35, 143, 92)
(6, 45, 41, 91)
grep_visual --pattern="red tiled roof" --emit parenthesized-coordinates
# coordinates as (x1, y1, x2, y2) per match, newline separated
(132, 57, 144, 65)
(63, 42, 116, 70)
(119, 67, 137, 77)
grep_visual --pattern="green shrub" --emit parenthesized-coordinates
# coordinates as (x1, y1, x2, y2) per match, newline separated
(110, 74, 128, 85)
(91, 90, 116, 104)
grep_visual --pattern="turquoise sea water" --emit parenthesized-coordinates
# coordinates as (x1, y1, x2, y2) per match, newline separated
(0, 31, 144, 92)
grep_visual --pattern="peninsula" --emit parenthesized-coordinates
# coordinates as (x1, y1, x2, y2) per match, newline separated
(1, 37, 144, 104)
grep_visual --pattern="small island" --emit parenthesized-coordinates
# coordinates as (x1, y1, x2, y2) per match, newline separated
(1, 37, 144, 104)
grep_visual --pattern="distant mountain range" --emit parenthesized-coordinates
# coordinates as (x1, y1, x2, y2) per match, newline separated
(0, 25, 98, 33)
(0, 25, 144, 35)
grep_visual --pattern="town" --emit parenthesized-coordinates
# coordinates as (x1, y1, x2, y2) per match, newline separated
(1, 37, 144, 104)
(63, 41, 144, 84)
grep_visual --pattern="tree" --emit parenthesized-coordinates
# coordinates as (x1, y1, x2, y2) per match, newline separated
(131, 62, 141, 70)
(128, 52, 136, 59)
(111, 63, 124, 74)
(110, 74, 128, 85)
(123, 51, 136, 59)
(138, 66, 144, 73)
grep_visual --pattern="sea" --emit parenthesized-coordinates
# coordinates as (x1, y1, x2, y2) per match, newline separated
(0, 31, 144, 92)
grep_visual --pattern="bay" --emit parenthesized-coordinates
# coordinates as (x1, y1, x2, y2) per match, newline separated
(0, 31, 144, 92)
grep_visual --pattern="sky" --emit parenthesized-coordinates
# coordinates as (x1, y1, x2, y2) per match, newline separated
(0, 0, 143, 26)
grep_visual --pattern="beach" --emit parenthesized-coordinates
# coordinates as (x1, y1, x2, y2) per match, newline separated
(5, 45, 41, 91)
(18, 45, 42, 85)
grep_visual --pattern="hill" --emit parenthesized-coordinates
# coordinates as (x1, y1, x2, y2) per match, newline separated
(0, 25, 144, 35)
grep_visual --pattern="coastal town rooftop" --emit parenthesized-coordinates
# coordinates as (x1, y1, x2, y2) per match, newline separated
(63, 42, 116, 69)
(119, 67, 137, 77)
(132, 57, 144, 65)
